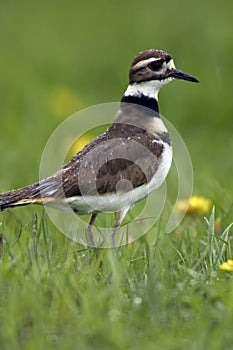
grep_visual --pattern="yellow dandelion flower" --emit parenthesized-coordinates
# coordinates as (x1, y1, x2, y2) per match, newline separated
(219, 260, 233, 272)
(48, 87, 82, 119)
(175, 196, 212, 215)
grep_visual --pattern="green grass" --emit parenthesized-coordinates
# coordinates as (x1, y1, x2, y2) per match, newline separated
(1, 0, 233, 349)
(1, 207, 233, 350)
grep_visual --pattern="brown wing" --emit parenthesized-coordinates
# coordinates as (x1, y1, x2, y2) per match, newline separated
(0, 124, 164, 209)
(59, 127, 164, 197)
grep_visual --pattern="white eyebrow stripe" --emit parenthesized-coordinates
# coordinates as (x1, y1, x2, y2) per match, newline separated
(167, 59, 176, 70)
(132, 57, 161, 71)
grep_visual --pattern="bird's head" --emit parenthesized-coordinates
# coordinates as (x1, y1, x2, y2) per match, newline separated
(129, 49, 199, 86)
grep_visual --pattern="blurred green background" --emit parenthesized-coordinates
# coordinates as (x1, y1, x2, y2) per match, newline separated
(0, 0, 232, 207)
(1, 2, 233, 349)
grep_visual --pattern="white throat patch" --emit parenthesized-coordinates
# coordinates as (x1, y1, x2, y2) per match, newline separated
(124, 78, 174, 100)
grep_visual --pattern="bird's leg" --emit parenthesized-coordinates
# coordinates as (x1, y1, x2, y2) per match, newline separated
(86, 213, 98, 247)
(111, 207, 129, 247)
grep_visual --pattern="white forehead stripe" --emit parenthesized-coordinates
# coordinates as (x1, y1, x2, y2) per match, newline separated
(132, 57, 161, 71)
(167, 59, 176, 70)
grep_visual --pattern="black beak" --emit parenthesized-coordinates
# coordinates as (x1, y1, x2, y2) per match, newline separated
(170, 69, 199, 83)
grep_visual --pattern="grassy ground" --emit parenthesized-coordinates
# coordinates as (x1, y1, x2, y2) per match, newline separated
(1, 207, 233, 350)
(0, 1, 233, 349)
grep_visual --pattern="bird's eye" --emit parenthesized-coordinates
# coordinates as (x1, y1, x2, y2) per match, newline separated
(148, 60, 164, 71)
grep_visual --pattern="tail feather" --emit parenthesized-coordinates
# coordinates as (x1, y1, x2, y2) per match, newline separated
(0, 182, 43, 211)
(0, 175, 67, 211)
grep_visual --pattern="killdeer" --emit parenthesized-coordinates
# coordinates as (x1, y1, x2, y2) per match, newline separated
(0, 49, 198, 245)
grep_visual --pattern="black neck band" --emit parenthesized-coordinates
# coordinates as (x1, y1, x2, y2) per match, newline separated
(121, 94, 159, 113)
